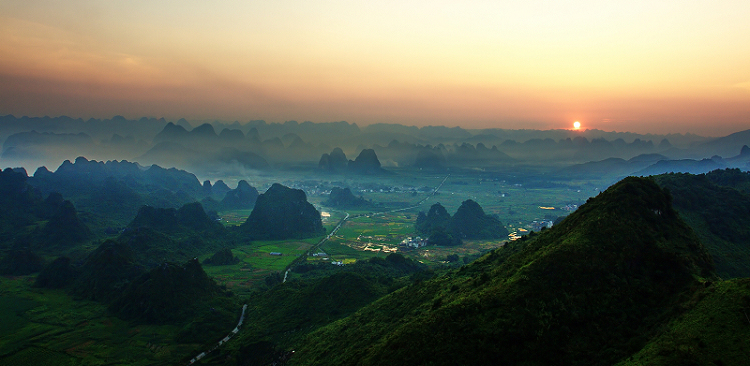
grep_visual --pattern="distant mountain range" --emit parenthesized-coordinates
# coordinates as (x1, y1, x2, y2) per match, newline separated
(4, 114, 749, 176)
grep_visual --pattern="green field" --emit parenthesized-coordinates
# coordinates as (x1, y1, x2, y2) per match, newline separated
(218, 209, 254, 226)
(209, 170, 602, 288)
(0, 277, 201, 366)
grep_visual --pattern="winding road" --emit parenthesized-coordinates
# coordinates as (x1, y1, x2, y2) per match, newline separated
(186, 304, 248, 365)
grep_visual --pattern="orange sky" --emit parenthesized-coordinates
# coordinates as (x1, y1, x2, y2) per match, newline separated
(1, 1, 749, 136)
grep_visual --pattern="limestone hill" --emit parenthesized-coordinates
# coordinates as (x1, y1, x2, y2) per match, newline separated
(219, 180, 259, 210)
(70, 240, 145, 302)
(204, 248, 240, 266)
(415, 200, 508, 245)
(240, 183, 324, 240)
(323, 187, 371, 208)
(42, 200, 92, 247)
(449, 199, 509, 240)
(128, 202, 224, 235)
(109, 259, 231, 323)
(348, 148, 385, 174)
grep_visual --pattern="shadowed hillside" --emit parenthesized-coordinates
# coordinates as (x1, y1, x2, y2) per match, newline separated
(240, 183, 324, 240)
(109, 258, 232, 324)
(291, 177, 715, 366)
(654, 169, 750, 278)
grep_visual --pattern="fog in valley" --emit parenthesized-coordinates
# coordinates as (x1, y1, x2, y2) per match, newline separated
(2, 113, 750, 365)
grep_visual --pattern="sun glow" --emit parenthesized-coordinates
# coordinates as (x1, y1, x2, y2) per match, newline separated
(573, 121, 581, 130)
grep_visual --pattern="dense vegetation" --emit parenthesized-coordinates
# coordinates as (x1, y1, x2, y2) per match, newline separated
(0, 167, 91, 254)
(617, 278, 750, 366)
(27, 157, 259, 232)
(128, 202, 225, 236)
(416, 200, 509, 246)
(654, 169, 750, 278)
(291, 177, 716, 365)
(241, 183, 325, 240)
(449, 199, 509, 240)
(110, 258, 234, 324)
(210, 253, 428, 364)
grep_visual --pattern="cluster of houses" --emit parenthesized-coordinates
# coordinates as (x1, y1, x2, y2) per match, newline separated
(529, 220, 554, 232)
(561, 204, 579, 212)
(309, 252, 344, 266)
(400, 236, 427, 249)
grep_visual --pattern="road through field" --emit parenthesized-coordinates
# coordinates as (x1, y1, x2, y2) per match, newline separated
(283, 174, 449, 281)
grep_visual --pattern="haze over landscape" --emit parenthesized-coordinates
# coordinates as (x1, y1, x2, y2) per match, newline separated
(1, 1, 749, 135)
(2, 2, 750, 366)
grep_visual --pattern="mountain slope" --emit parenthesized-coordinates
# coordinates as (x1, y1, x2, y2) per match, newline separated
(617, 278, 750, 366)
(654, 170, 750, 278)
(291, 177, 714, 366)
(240, 183, 324, 240)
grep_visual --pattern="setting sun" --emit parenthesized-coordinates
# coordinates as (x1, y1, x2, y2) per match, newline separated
(573, 121, 581, 130)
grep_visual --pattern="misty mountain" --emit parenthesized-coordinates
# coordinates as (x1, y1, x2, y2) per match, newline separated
(28, 157, 207, 229)
(0, 114, 168, 142)
(3, 130, 94, 151)
(0, 115, 165, 168)
(243, 120, 361, 145)
(558, 154, 667, 179)
(219, 180, 259, 210)
(209, 179, 232, 199)
(0, 167, 92, 251)
(318, 147, 349, 172)
(0, 114, 739, 174)
(725, 144, 750, 169)
(413, 147, 447, 169)
(348, 148, 386, 174)
(634, 157, 727, 176)
(691, 129, 750, 158)
(323, 187, 373, 208)
(127, 202, 224, 236)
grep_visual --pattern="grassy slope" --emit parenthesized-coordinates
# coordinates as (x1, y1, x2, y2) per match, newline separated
(0, 277, 198, 366)
(290, 177, 716, 366)
(201, 255, 426, 365)
(618, 278, 750, 366)
(654, 172, 750, 278)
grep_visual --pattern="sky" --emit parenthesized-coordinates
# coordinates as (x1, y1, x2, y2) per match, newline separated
(1, 1, 749, 136)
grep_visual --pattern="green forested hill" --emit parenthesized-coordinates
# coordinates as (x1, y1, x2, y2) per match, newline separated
(617, 278, 750, 366)
(654, 170, 750, 278)
(290, 177, 717, 366)
(210, 254, 427, 365)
